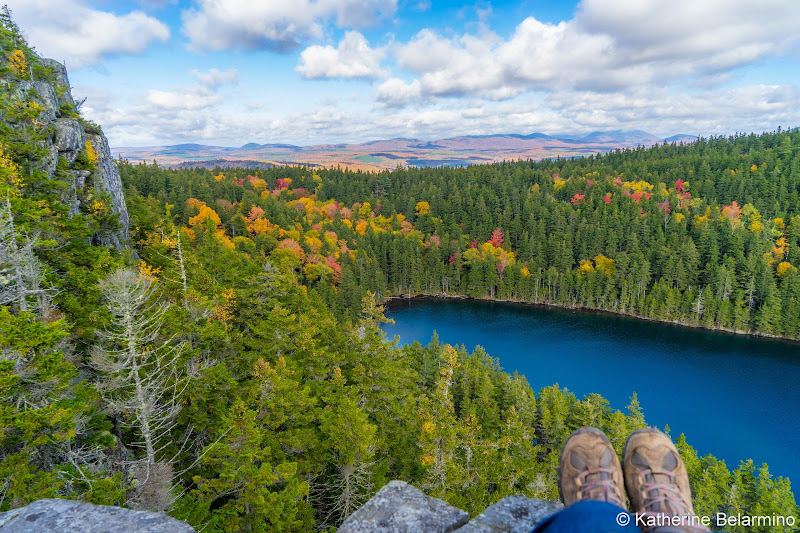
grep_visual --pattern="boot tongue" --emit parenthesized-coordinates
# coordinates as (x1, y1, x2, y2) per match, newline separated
(633, 452, 669, 511)
(633, 451, 685, 515)
(573, 448, 616, 502)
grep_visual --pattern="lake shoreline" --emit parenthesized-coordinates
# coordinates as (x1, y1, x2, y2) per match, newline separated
(381, 295, 800, 484)
(381, 291, 800, 345)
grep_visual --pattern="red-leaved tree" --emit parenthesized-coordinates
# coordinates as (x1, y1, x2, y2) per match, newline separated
(489, 228, 504, 248)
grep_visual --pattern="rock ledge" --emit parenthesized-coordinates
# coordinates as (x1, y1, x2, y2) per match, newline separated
(339, 481, 562, 533)
(0, 482, 562, 533)
(0, 499, 194, 533)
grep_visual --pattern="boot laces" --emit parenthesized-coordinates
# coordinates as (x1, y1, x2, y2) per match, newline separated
(638, 468, 709, 533)
(577, 466, 623, 507)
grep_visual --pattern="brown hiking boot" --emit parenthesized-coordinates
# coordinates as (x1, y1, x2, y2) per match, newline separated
(623, 427, 710, 533)
(558, 427, 626, 509)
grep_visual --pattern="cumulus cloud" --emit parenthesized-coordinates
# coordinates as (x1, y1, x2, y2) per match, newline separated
(375, 78, 421, 106)
(83, 79, 800, 149)
(146, 86, 221, 110)
(141, 68, 245, 113)
(181, 0, 397, 53)
(390, 0, 800, 102)
(297, 32, 387, 80)
(545, 85, 800, 135)
(79, 84, 233, 146)
(76, 67, 246, 146)
(576, 0, 799, 71)
(191, 68, 240, 88)
(8, 0, 169, 68)
(267, 85, 800, 143)
(64, 0, 800, 147)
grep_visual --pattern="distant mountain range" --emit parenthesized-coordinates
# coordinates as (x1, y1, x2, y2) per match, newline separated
(113, 130, 699, 171)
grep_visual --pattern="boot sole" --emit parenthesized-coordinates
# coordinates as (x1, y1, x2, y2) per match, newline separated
(557, 426, 613, 505)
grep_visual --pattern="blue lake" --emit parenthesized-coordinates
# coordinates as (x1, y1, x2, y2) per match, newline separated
(383, 297, 800, 484)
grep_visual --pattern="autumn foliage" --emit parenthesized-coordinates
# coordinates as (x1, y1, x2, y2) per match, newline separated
(488, 228, 504, 248)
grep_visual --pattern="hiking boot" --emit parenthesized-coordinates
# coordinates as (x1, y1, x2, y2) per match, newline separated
(623, 427, 710, 533)
(558, 427, 626, 509)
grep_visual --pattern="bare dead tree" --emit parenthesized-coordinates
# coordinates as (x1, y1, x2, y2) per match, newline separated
(91, 268, 191, 511)
(0, 195, 57, 316)
(316, 457, 375, 529)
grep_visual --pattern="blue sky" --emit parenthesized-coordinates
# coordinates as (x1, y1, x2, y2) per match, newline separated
(8, 0, 800, 147)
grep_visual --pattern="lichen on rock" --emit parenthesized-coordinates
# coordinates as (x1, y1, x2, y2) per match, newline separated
(0, 499, 195, 533)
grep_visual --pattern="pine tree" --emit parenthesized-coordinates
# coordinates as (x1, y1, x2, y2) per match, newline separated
(418, 345, 463, 499)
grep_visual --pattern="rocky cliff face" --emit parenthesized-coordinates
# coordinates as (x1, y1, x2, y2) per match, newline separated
(6, 56, 129, 247)
(86, 131, 129, 246)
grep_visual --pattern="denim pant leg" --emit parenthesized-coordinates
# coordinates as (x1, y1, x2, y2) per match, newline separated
(532, 500, 639, 533)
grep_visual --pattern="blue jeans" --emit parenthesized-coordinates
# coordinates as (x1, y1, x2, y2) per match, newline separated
(533, 501, 725, 533)
(531, 501, 639, 533)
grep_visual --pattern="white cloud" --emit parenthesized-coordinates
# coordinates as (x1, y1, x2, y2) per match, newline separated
(409, 0, 431, 12)
(8, 0, 169, 68)
(76, 68, 245, 145)
(576, 0, 800, 71)
(181, 0, 397, 53)
(396, 29, 518, 98)
(80, 85, 231, 146)
(83, 79, 800, 149)
(191, 68, 240, 88)
(63, 0, 800, 148)
(146, 86, 221, 110)
(545, 85, 800, 135)
(375, 78, 421, 106)
(297, 32, 386, 80)
(390, 0, 800, 102)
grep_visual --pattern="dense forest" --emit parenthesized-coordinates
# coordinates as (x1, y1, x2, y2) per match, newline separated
(0, 9, 798, 533)
(122, 127, 800, 338)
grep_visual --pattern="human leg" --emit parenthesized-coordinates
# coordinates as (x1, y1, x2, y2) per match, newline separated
(533, 427, 638, 533)
(623, 427, 711, 533)
(532, 500, 639, 533)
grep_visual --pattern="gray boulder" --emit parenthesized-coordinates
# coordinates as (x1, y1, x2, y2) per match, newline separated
(338, 480, 470, 533)
(0, 499, 195, 533)
(455, 495, 563, 532)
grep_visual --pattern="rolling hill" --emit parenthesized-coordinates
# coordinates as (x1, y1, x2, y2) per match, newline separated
(113, 131, 699, 171)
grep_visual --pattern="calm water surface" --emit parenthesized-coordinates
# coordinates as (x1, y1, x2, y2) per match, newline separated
(383, 297, 800, 483)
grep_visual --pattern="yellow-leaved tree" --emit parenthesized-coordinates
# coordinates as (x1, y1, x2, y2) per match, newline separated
(7, 49, 27, 78)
